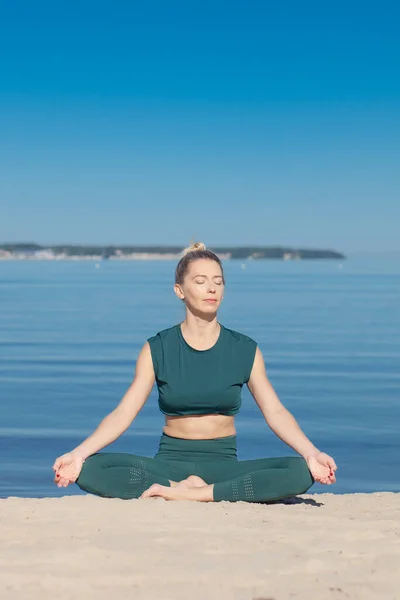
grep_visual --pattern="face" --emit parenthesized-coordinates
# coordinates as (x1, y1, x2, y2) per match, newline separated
(174, 259, 225, 314)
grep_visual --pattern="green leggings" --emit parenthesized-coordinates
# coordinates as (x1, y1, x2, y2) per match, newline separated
(76, 433, 313, 502)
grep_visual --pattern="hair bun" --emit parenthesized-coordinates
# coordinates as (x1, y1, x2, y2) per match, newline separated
(181, 241, 206, 257)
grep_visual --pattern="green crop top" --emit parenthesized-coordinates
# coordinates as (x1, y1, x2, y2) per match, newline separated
(147, 323, 257, 417)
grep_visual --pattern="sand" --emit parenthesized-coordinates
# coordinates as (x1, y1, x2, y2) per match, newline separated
(1, 492, 399, 600)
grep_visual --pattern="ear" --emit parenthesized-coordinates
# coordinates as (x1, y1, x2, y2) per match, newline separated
(174, 283, 185, 300)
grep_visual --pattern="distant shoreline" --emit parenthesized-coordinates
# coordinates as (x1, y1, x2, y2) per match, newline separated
(0, 243, 346, 261)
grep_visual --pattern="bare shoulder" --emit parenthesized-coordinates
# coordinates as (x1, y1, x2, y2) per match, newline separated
(134, 341, 155, 379)
(248, 346, 268, 382)
(113, 342, 155, 421)
(253, 345, 266, 364)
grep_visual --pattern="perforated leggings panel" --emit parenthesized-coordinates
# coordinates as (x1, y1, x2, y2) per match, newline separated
(76, 453, 187, 499)
(210, 457, 313, 502)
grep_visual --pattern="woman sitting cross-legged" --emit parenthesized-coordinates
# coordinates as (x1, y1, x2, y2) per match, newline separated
(52, 241, 337, 503)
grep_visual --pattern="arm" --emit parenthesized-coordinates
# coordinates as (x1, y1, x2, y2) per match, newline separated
(72, 341, 155, 460)
(53, 342, 155, 484)
(247, 347, 319, 459)
(247, 347, 337, 483)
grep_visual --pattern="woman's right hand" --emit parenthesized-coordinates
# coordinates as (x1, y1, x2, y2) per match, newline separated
(52, 452, 85, 488)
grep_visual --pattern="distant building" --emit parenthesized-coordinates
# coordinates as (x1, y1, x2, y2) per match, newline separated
(33, 249, 56, 260)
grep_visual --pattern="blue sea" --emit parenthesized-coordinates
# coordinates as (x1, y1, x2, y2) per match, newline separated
(1, 259, 399, 498)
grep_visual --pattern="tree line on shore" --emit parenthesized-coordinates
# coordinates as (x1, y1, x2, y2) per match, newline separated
(0, 243, 345, 260)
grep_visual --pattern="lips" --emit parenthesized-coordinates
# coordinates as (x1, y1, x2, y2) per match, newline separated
(204, 299, 217, 302)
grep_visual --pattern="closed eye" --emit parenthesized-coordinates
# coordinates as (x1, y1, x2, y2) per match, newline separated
(193, 275, 224, 285)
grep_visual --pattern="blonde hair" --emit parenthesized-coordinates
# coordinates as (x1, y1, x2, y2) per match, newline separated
(181, 241, 207, 257)
(175, 240, 225, 285)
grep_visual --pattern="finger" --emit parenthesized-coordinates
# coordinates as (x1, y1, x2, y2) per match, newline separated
(314, 469, 329, 481)
(54, 469, 66, 481)
(327, 457, 337, 470)
(52, 459, 61, 471)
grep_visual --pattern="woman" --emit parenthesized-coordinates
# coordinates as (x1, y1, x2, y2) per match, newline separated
(53, 242, 337, 502)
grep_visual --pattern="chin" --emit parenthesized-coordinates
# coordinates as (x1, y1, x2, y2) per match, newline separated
(202, 304, 219, 313)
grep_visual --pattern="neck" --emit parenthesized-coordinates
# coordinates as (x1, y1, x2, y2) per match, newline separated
(181, 312, 220, 340)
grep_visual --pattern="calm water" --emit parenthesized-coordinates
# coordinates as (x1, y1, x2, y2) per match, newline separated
(0, 259, 399, 498)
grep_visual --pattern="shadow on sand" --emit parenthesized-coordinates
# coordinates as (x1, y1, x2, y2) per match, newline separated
(260, 496, 324, 507)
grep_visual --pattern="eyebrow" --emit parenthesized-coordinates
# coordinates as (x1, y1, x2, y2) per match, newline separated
(192, 274, 223, 279)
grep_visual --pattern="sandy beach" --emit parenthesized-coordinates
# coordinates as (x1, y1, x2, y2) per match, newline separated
(1, 492, 399, 600)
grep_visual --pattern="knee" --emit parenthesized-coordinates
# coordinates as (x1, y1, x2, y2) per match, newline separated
(279, 457, 313, 493)
(293, 457, 314, 493)
(76, 454, 102, 491)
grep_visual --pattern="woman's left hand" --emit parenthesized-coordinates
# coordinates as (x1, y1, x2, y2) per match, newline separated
(306, 452, 337, 485)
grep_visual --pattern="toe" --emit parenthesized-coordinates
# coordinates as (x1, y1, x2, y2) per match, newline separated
(140, 483, 162, 498)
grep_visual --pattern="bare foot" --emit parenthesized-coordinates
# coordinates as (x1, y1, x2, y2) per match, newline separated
(173, 475, 207, 490)
(140, 479, 214, 502)
(140, 483, 187, 500)
(140, 475, 207, 498)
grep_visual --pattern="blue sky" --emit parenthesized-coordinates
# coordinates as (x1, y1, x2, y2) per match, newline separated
(1, 1, 399, 253)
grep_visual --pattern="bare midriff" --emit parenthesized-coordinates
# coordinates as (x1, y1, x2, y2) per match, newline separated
(163, 414, 236, 440)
